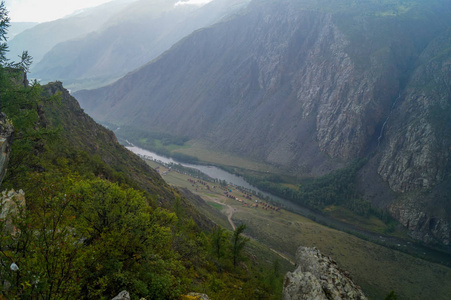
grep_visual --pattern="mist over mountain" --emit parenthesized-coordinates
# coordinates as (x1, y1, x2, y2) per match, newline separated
(75, 0, 451, 246)
(7, 0, 136, 65)
(31, 0, 250, 91)
(7, 22, 37, 39)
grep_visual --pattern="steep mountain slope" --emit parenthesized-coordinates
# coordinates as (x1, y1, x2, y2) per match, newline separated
(75, 0, 451, 246)
(41, 82, 175, 202)
(0, 68, 286, 297)
(377, 30, 451, 245)
(31, 0, 250, 91)
(2, 80, 174, 207)
(7, 0, 136, 64)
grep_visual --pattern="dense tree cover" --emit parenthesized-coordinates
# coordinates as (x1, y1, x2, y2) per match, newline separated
(0, 174, 184, 299)
(0, 170, 279, 298)
(244, 159, 394, 224)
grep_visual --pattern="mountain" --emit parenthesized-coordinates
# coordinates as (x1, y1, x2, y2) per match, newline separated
(7, 22, 38, 39)
(31, 0, 250, 91)
(7, 0, 136, 65)
(75, 0, 451, 246)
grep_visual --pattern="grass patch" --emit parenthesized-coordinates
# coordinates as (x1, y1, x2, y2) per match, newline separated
(208, 202, 224, 211)
(324, 205, 395, 234)
(174, 140, 279, 174)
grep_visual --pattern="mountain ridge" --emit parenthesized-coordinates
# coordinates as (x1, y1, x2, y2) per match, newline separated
(7, 0, 136, 65)
(31, 0, 250, 91)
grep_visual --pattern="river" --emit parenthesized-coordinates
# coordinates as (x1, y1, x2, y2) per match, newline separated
(126, 145, 317, 215)
(126, 145, 451, 266)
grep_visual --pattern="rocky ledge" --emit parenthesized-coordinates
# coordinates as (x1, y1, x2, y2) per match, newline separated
(0, 112, 14, 185)
(283, 247, 366, 300)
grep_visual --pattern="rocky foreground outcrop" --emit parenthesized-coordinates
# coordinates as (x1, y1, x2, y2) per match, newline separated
(0, 189, 26, 234)
(111, 290, 210, 300)
(283, 247, 366, 300)
(0, 112, 14, 185)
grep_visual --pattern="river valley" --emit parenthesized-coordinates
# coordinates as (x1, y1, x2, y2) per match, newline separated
(126, 144, 451, 267)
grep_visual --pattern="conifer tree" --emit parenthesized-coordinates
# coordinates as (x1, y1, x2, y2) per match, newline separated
(0, 1, 10, 65)
(231, 224, 248, 267)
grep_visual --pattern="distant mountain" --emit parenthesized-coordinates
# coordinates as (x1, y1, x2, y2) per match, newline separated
(31, 0, 250, 91)
(8, 22, 38, 39)
(75, 0, 451, 246)
(7, 0, 136, 65)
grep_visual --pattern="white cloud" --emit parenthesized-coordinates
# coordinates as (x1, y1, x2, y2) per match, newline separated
(4, 0, 113, 22)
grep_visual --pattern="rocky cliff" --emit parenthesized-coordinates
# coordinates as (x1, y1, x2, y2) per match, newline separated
(75, 0, 451, 246)
(0, 189, 25, 234)
(0, 113, 14, 186)
(283, 247, 366, 300)
(377, 28, 451, 245)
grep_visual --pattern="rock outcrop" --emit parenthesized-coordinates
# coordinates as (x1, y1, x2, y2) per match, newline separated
(283, 247, 366, 300)
(111, 290, 130, 300)
(0, 189, 26, 234)
(0, 113, 14, 186)
(377, 29, 451, 245)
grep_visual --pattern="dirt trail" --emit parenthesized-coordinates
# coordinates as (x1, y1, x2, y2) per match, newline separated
(215, 198, 295, 265)
(208, 196, 236, 230)
(226, 205, 236, 230)
(270, 248, 295, 265)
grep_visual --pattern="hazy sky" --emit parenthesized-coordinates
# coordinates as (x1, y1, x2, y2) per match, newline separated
(5, 0, 212, 23)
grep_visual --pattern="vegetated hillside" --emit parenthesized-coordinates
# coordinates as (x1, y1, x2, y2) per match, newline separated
(31, 0, 250, 91)
(0, 72, 283, 298)
(7, 0, 135, 65)
(75, 0, 451, 247)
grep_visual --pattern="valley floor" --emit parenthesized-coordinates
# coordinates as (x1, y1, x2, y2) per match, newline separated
(143, 158, 451, 300)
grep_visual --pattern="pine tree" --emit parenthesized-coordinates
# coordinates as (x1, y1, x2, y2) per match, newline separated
(231, 224, 249, 267)
(0, 1, 10, 65)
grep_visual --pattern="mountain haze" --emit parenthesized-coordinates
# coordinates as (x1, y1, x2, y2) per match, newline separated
(31, 0, 250, 91)
(76, 0, 451, 246)
(7, 0, 136, 65)
(7, 22, 37, 39)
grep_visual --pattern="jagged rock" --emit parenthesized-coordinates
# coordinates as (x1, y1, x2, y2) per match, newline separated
(0, 113, 14, 186)
(112, 290, 130, 300)
(389, 197, 450, 245)
(283, 247, 366, 300)
(0, 189, 26, 234)
(377, 30, 451, 245)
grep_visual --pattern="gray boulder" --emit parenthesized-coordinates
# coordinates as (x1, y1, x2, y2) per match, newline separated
(112, 290, 130, 300)
(283, 247, 366, 300)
